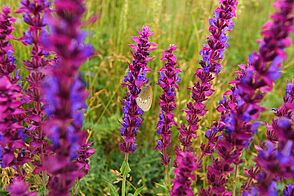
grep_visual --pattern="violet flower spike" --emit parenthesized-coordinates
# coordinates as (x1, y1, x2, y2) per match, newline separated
(243, 80, 294, 195)
(0, 6, 17, 79)
(41, 0, 95, 195)
(170, 149, 198, 196)
(120, 25, 156, 154)
(0, 76, 34, 194)
(171, 0, 238, 194)
(156, 44, 181, 165)
(16, 0, 52, 174)
(203, 0, 294, 194)
(179, 0, 238, 152)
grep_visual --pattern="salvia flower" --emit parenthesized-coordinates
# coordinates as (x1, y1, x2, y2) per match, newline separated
(283, 184, 294, 196)
(0, 6, 16, 79)
(243, 79, 294, 195)
(16, 0, 52, 174)
(120, 26, 156, 154)
(7, 176, 36, 196)
(204, 0, 294, 194)
(170, 148, 198, 196)
(0, 76, 32, 193)
(179, 0, 238, 152)
(41, 0, 95, 195)
(171, 1, 238, 194)
(156, 44, 181, 165)
(0, 76, 27, 167)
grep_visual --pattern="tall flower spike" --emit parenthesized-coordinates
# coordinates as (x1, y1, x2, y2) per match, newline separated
(120, 26, 156, 154)
(0, 76, 33, 193)
(41, 0, 95, 195)
(156, 44, 181, 165)
(170, 148, 198, 196)
(203, 0, 294, 194)
(171, 0, 238, 194)
(178, 0, 238, 152)
(0, 6, 17, 79)
(16, 0, 52, 174)
(242, 80, 294, 195)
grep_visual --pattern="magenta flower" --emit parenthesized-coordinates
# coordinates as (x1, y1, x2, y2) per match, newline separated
(178, 0, 238, 152)
(0, 6, 16, 79)
(204, 0, 294, 194)
(7, 176, 36, 196)
(156, 44, 181, 165)
(0, 76, 33, 194)
(0, 76, 27, 168)
(170, 148, 198, 196)
(41, 0, 95, 195)
(120, 26, 156, 154)
(171, 0, 238, 194)
(16, 0, 52, 173)
(242, 79, 294, 195)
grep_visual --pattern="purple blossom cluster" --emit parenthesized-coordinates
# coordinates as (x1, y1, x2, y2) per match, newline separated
(16, 0, 52, 174)
(178, 0, 238, 152)
(7, 177, 36, 196)
(156, 44, 181, 165)
(41, 0, 95, 195)
(242, 80, 294, 195)
(0, 6, 16, 79)
(0, 76, 34, 195)
(120, 26, 156, 154)
(170, 148, 198, 196)
(170, 0, 238, 194)
(203, 0, 294, 194)
(0, 76, 27, 169)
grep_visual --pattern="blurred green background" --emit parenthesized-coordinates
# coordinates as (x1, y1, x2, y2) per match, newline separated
(1, 0, 293, 195)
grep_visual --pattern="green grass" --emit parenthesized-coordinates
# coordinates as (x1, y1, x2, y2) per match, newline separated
(1, 0, 293, 195)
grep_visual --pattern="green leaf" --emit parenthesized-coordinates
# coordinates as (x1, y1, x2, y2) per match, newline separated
(120, 160, 131, 176)
(104, 180, 119, 196)
(133, 186, 144, 196)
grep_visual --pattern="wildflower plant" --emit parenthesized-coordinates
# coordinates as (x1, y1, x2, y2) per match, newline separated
(0, 6, 16, 79)
(203, 0, 294, 194)
(16, 0, 52, 174)
(119, 25, 156, 196)
(242, 80, 294, 195)
(0, 0, 293, 195)
(41, 0, 95, 195)
(171, 0, 238, 194)
(156, 44, 181, 171)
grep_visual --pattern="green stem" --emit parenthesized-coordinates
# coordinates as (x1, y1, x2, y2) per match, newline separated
(164, 164, 170, 194)
(164, 165, 169, 185)
(122, 153, 129, 196)
(233, 164, 238, 196)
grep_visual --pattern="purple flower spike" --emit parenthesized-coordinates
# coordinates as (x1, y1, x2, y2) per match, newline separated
(170, 148, 198, 196)
(0, 76, 24, 165)
(41, 0, 95, 195)
(156, 44, 181, 165)
(171, 0, 238, 194)
(16, 0, 52, 174)
(0, 76, 31, 193)
(204, 0, 294, 194)
(179, 0, 238, 152)
(243, 79, 294, 195)
(0, 6, 17, 79)
(120, 26, 156, 154)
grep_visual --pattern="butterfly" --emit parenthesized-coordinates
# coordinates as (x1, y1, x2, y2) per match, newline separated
(136, 82, 153, 112)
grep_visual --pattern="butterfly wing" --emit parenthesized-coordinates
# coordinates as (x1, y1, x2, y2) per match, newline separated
(136, 84, 152, 112)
